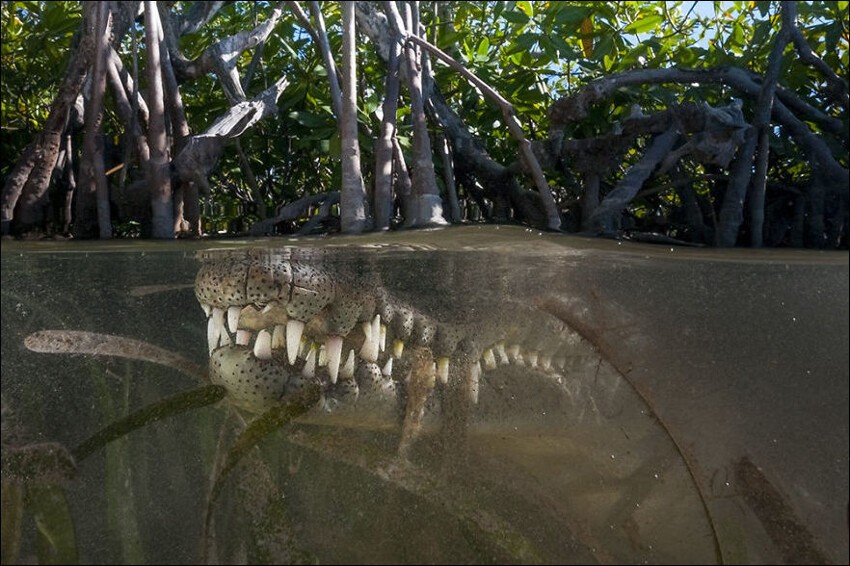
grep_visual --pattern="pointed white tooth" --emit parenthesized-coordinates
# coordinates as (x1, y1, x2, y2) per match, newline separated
(527, 350, 539, 368)
(482, 348, 497, 370)
(254, 329, 272, 360)
(469, 361, 481, 404)
(201, 303, 212, 317)
(317, 344, 328, 367)
(207, 317, 221, 354)
(287, 320, 305, 365)
(540, 354, 552, 371)
(212, 307, 225, 328)
(227, 306, 241, 334)
(382, 356, 393, 378)
(261, 303, 273, 314)
(393, 339, 405, 359)
(360, 316, 380, 363)
(272, 325, 285, 349)
(236, 330, 252, 346)
(208, 308, 225, 353)
(302, 346, 316, 378)
(436, 357, 450, 385)
(507, 344, 521, 363)
(340, 349, 356, 380)
(495, 341, 508, 364)
(325, 336, 344, 384)
(379, 324, 387, 352)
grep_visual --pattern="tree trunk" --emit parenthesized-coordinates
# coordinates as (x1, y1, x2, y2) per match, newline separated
(580, 172, 600, 231)
(106, 48, 150, 163)
(75, 1, 113, 239)
(717, 4, 792, 246)
(157, 2, 196, 235)
(144, 1, 173, 238)
(373, 21, 402, 230)
(437, 131, 461, 223)
(387, 1, 445, 227)
(60, 133, 77, 234)
(0, 21, 93, 235)
(308, 1, 343, 119)
(749, 128, 770, 247)
(392, 136, 414, 225)
(339, 2, 368, 234)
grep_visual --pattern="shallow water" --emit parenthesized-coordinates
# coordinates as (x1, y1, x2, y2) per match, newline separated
(1, 225, 847, 564)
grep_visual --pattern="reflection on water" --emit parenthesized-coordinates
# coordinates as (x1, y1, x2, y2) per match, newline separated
(1, 226, 847, 565)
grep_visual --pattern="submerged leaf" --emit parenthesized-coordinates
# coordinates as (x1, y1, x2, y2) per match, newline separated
(24, 330, 207, 382)
(72, 385, 227, 462)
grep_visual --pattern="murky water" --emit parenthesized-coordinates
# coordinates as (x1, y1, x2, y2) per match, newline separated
(2, 226, 847, 565)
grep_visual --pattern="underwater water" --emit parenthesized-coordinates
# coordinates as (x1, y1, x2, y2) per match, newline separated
(1, 225, 847, 565)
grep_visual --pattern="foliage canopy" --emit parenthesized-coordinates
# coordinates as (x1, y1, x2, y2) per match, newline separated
(1, 1, 847, 247)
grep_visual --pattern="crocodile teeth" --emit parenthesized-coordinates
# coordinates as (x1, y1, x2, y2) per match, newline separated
(372, 315, 381, 343)
(236, 330, 252, 346)
(482, 348, 497, 370)
(271, 325, 285, 349)
(527, 351, 539, 368)
(507, 344, 522, 364)
(436, 357, 450, 385)
(393, 339, 405, 359)
(468, 361, 481, 404)
(302, 346, 316, 378)
(299, 339, 311, 360)
(325, 335, 344, 384)
(540, 354, 552, 371)
(382, 356, 393, 378)
(227, 305, 241, 334)
(379, 324, 387, 352)
(495, 342, 508, 364)
(254, 329, 272, 360)
(340, 349, 356, 380)
(360, 314, 381, 363)
(207, 321, 219, 354)
(201, 303, 211, 317)
(287, 320, 305, 365)
(359, 321, 372, 358)
(219, 331, 231, 347)
(208, 308, 225, 353)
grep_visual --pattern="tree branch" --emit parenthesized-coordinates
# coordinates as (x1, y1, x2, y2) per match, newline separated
(173, 77, 289, 197)
(587, 128, 680, 233)
(249, 191, 339, 235)
(404, 34, 561, 230)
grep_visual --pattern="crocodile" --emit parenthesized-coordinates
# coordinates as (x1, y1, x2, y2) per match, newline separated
(194, 246, 597, 454)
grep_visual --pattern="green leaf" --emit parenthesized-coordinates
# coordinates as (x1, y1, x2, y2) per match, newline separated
(288, 111, 331, 128)
(501, 9, 530, 25)
(476, 37, 490, 59)
(623, 14, 663, 34)
(555, 5, 592, 28)
(515, 1, 534, 18)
